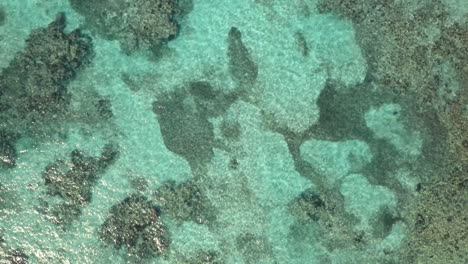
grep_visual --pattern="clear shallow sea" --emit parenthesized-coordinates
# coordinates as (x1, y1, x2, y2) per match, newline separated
(0, 1, 467, 264)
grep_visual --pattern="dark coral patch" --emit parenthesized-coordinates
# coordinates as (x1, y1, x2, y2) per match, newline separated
(236, 233, 273, 263)
(5, 249, 29, 264)
(290, 189, 326, 222)
(0, 236, 29, 264)
(188, 81, 237, 118)
(0, 13, 93, 163)
(41, 144, 119, 226)
(173, 250, 225, 264)
(153, 180, 216, 225)
(0, 13, 92, 120)
(152, 81, 237, 169)
(315, 1, 468, 262)
(153, 90, 215, 168)
(0, 7, 6, 26)
(0, 131, 17, 169)
(99, 194, 170, 258)
(227, 27, 258, 87)
(70, 0, 180, 53)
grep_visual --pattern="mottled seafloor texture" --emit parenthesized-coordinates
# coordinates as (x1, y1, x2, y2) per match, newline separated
(0, 0, 467, 263)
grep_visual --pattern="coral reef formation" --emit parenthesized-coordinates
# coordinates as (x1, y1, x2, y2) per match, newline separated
(70, 0, 180, 53)
(316, 1, 468, 262)
(0, 13, 92, 123)
(99, 194, 170, 258)
(173, 250, 224, 264)
(40, 144, 119, 226)
(0, 13, 94, 168)
(153, 180, 216, 225)
(0, 236, 29, 264)
(0, 1, 465, 263)
(0, 131, 17, 169)
(236, 233, 273, 264)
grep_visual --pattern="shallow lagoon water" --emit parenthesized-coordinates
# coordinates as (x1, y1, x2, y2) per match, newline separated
(0, 1, 467, 263)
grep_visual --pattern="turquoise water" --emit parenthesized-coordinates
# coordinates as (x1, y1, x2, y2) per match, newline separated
(0, 1, 467, 263)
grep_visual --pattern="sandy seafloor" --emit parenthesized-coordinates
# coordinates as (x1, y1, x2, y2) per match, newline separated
(1, 0, 467, 264)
